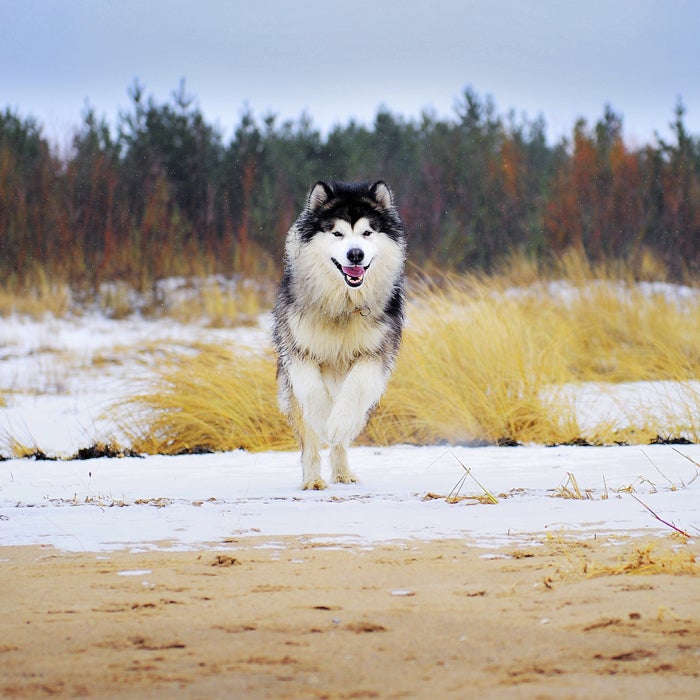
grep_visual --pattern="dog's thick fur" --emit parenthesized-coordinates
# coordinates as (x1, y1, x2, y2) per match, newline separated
(272, 180, 407, 489)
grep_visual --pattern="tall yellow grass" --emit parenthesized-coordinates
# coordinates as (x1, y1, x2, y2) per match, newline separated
(115, 260, 700, 453)
(490, 251, 700, 380)
(365, 277, 581, 445)
(118, 346, 295, 454)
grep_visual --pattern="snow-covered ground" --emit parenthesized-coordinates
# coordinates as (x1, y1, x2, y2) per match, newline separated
(1, 308, 698, 552)
(2, 444, 698, 552)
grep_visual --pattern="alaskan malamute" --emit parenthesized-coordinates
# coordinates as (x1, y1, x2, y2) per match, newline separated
(272, 180, 407, 489)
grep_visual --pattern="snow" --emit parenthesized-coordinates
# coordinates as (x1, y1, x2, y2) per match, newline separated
(504, 278, 700, 308)
(1, 444, 698, 552)
(1, 308, 698, 552)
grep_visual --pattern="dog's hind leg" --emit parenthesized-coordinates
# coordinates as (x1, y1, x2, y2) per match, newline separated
(300, 431, 325, 490)
(330, 443, 358, 484)
(291, 401, 326, 490)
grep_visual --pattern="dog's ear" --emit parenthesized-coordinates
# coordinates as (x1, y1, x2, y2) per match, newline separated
(370, 181, 393, 209)
(307, 181, 333, 211)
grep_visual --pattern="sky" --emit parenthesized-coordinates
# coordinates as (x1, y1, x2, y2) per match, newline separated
(2, 0, 699, 151)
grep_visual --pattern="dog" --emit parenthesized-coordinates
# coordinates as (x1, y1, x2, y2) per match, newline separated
(272, 180, 407, 489)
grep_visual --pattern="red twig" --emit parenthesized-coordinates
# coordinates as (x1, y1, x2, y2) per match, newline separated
(630, 494, 691, 537)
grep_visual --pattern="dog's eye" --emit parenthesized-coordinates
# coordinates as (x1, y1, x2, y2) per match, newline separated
(362, 230, 373, 237)
(332, 231, 343, 238)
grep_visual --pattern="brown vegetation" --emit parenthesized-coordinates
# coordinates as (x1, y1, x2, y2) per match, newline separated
(1, 86, 700, 300)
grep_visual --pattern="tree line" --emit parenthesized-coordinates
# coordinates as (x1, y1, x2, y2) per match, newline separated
(1, 81, 699, 289)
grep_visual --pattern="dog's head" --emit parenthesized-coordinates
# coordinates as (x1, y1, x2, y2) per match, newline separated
(292, 180, 406, 290)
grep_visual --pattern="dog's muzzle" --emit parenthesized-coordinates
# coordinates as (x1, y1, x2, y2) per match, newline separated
(332, 257, 370, 287)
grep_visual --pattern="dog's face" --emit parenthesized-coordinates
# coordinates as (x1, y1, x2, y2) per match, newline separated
(325, 216, 379, 288)
(289, 181, 406, 293)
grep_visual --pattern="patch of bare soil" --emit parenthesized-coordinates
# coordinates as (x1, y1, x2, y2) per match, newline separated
(0, 535, 698, 698)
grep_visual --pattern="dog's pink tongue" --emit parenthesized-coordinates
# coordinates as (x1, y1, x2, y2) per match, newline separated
(342, 265, 365, 277)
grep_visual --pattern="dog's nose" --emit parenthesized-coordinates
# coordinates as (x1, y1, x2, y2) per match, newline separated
(347, 248, 364, 265)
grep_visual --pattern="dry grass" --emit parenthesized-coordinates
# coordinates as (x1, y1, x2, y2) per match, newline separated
(1, 270, 275, 325)
(586, 542, 698, 577)
(366, 276, 581, 446)
(491, 246, 671, 289)
(3, 438, 52, 460)
(552, 472, 593, 500)
(539, 535, 698, 588)
(561, 284, 700, 383)
(95, 276, 275, 325)
(4, 250, 697, 455)
(0, 268, 72, 319)
(97, 281, 135, 320)
(116, 345, 295, 454)
(112, 256, 700, 453)
(369, 269, 699, 445)
(117, 282, 585, 454)
(163, 278, 274, 328)
(490, 250, 700, 383)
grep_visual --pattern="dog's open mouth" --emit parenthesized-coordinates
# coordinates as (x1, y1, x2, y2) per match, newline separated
(332, 259, 369, 287)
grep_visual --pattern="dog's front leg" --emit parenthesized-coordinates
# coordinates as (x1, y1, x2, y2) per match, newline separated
(326, 358, 388, 449)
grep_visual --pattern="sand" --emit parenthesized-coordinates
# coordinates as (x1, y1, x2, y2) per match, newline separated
(1, 534, 698, 699)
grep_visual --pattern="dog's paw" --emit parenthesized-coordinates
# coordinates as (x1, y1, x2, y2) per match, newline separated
(333, 471, 358, 485)
(301, 477, 327, 490)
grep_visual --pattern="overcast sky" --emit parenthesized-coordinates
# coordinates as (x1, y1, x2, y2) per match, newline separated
(2, 0, 699, 150)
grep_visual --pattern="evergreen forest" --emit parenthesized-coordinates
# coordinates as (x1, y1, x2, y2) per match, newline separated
(2, 82, 699, 289)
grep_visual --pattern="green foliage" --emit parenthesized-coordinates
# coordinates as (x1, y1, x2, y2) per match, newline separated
(1, 85, 700, 289)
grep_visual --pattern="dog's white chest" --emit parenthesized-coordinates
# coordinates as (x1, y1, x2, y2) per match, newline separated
(290, 311, 385, 365)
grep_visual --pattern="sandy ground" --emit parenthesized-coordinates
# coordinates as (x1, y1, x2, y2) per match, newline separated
(1, 535, 698, 699)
